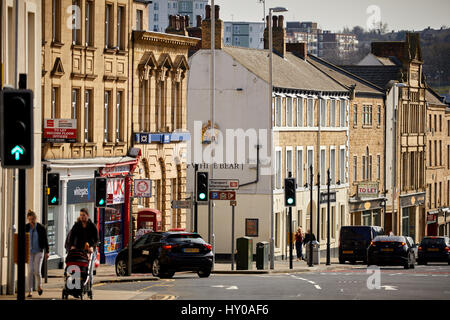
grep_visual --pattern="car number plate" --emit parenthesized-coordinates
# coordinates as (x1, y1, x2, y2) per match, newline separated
(427, 248, 439, 252)
(381, 248, 393, 252)
(342, 250, 353, 254)
(184, 248, 199, 253)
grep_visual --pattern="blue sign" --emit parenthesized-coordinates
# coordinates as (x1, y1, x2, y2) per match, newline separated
(135, 133, 191, 144)
(210, 192, 219, 200)
(67, 179, 95, 204)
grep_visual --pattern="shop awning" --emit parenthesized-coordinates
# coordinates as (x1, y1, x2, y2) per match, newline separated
(44, 156, 138, 168)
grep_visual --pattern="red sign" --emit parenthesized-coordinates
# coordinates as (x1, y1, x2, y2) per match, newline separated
(427, 214, 437, 224)
(43, 119, 77, 142)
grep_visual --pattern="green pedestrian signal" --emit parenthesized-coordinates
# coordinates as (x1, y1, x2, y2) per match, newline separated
(47, 173, 60, 206)
(98, 198, 105, 206)
(51, 197, 57, 204)
(199, 193, 206, 200)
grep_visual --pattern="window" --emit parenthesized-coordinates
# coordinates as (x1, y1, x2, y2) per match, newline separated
(330, 99, 336, 127)
(116, 91, 123, 142)
(439, 140, 442, 166)
(105, 4, 113, 48)
(85, 1, 94, 46)
(157, 81, 165, 131)
(340, 100, 346, 127)
(71, 89, 80, 122)
(136, 10, 143, 31)
(353, 156, 357, 182)
(286, 98, 293, 127)
(154, 13, 159, 22)
(117, 6, 125, 50)
(154, 1, 159, 10)
(330, 148, 336, 184)
(332, 206, 336, 238)
(377, 155, 381, 180)
(340, 148, 345, 183)
(173, 82, 180, 130)
(362, 155, 366, 180)
(320, 148, 326, 185)
(51, 87, 60, 118)
(297, 148, 303, 187)
(52, 0, 61, 42)
(353, 104, 357, 125)
(286, 148, 293, 178)
(84, 89, 93, 142)
(276, 149, 282, 189)
(377, 105, 381, 125)
(275, 97, 281, 127)
(297, 98, 304, 127)
(72, 0, 81, 45)
(307, 148, 314, 183)
(307, 98, 314, 127)
(320, 99, 326, 127)
(363, 105, 372, 125)
(104, 91, 112, 142)
(368, 155, 372, 181)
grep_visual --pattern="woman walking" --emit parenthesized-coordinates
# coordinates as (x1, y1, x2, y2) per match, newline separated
(295, 227, 304, 261)
(25, 210, 49, 298)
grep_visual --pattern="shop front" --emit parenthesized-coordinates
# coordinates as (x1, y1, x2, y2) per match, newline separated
(399, 192, 425, 241)
(427, 210, 438, 236)
(349, 182, 386, 228)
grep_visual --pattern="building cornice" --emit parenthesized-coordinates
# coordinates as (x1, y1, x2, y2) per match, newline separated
(133, 31, 200, 48)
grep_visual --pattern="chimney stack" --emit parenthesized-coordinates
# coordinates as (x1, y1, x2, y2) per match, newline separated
(264, 15, 287, 57)
(201, 5, 224, 50)
(165, 15, 189, 36)
(286, 42, 308, 60)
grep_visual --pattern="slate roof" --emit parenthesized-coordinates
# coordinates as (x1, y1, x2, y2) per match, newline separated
(339, 65, 403, 89)
(426, 88, 447, 106)
(307, 55, 385, 96)
(222, 46, 348, 94)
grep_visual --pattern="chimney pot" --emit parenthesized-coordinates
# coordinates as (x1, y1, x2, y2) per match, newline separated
(273, 16, 278, 28)
(214, 5, 220, 20)
(196, 15, 202, 27)
(279, 16, 284, 28)
(185, 15, 190, 28)
(206, 5, 211, 20)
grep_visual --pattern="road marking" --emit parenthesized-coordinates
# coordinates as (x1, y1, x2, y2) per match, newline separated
(314, 285, 322, 290)
(290, 275, 322, 290)
(380, 285, 398, 291)
(226, 286, 238, 290)
(93, 283, 106, 288)
(212, 285, 239, 290)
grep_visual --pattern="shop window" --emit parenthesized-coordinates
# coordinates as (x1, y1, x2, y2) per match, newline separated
(103, 207, 123, 255)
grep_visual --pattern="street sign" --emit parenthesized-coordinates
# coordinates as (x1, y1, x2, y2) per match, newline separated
(230, 200, 237, 207)
(134, 179, 152, 198)
(171, 200, 192, 209)
(209, 179, 239, 190)
(320, 192, 336, 204)
(210, 191, 236, 201)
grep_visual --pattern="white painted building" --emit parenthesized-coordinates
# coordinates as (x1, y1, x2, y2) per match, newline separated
(149, 0, 208, 32)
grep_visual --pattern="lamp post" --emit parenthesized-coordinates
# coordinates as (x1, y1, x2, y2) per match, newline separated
(268, 6, 288, 270)
(391, 82, 407, 235)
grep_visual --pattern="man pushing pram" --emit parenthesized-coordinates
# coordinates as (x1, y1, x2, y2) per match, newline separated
(63, 208, 99, 300)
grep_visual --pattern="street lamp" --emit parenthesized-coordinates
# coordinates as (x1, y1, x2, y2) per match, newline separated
(269, 5, 288, 270)
(391, 82, 407, 235)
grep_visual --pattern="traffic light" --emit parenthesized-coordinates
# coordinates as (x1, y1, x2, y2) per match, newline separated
(196, 171, 209, 202)
(284, 178, 296, 207)
(95, 177, 107, 208)
(47, 173, 60, 206)
(0, 89, 34, 168)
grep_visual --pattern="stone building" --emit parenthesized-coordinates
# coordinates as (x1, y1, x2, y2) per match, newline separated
(307, 56, 387, 229)
(343, 33, 428, 241)
(0, 0, 42, 294)
(425, 88, 449, 236)
(187, 6, 351, 260)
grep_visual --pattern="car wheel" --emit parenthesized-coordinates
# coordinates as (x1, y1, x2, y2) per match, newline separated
(152, 258, 163, 277)
(115, 259, 128, 277)
(197, 268, 211, 278)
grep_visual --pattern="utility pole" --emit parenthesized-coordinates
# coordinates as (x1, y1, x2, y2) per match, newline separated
(309, 165, 313, 267)
(326, 169, 331, 265)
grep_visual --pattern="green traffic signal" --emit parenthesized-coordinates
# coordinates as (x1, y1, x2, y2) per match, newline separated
(287, 198, 294, 205)
(11, 145, 24, 160)
(51, 197, 57, 204)
(199, 193, 206, 200)
(99, 199, 105, 206)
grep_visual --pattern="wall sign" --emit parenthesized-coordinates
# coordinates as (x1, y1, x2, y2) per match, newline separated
(67, 179, 94, 204)
(245, 219, 259, 237)
(43, 119, 77, 143)
(107, 178, 125, 204)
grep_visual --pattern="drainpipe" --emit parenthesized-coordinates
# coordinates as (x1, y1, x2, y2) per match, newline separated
(239, 143, 260, 187)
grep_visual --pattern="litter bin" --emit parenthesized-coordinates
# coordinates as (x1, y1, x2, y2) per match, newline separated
(236, 237, 253, 270)
(305, 241, 320, 265)
(256, 241, 269, 270)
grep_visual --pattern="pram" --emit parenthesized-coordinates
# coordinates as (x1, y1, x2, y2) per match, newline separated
(62, 249, 96, 300)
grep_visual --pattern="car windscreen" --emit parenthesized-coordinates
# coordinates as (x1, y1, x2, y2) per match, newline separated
(421, 238, 446, 246)
(166, 234, 206, 244)
(373, 236, 405, 242)
(340, 227, 372, 240)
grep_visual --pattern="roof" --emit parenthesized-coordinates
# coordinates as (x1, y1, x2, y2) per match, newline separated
(307, 55, 385, 96)
(339, 65, 402, 89)
(426, 88, 447, 106)
(222, 46, 348, 94)
(374, 236, 406, 241)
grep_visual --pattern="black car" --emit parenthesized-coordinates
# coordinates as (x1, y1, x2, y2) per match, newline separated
(417, 236, 450, 265)
(338, 226, 384, 264)
(367, 235, 416, 269)
(115, 231, 213, 278)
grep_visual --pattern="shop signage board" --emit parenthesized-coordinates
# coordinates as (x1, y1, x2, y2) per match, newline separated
(43, 119, 76, 142)
(209, 179, 239, 190)
(107, 178, 125, 204)
(320, 192, 336, 204)
(171, 200, 192, 209)
(357, 182, 379, 198)
(210, 191, 236, 201)
(67, 179, 94, 204)
(134, 179, 152, 198)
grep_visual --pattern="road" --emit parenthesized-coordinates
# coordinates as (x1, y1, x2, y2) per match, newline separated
(90, 263, 450, 300)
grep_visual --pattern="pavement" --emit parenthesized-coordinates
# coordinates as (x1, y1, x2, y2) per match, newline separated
(0, 256, 353, 300)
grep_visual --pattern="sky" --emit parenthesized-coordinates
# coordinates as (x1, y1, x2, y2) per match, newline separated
(213, 0, 450, 33)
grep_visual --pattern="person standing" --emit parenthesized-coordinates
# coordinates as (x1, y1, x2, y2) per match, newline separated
(25, 210, 49, 298)
(295, 227, 304, 261)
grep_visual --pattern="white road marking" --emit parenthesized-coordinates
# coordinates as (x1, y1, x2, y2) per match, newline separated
(212, 285, 239, 290)
(226, 286, 239, 290)
(380, 285, 398, 291)
(314, 285, 322, 290)
(290, 275, 322, 290)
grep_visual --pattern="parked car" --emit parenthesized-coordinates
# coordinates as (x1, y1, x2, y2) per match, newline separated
(115, 231, 213, 278)
(417, 236, 450, 265)
(367, 235, 416, 269)
(338, 226, 384, 264)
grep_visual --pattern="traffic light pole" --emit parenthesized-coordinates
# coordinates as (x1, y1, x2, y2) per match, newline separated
(288, 172, 293, 270)
(17, 169, 26, 301)
(326, 169, 331, 266)
(42, 165, 49, 283)
(194, 164, 198, 233)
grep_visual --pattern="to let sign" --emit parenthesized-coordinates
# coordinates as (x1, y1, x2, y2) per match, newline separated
(43, 119, 77, 143)
(210, 191, 236, 201)
(357, 182, 379, 198)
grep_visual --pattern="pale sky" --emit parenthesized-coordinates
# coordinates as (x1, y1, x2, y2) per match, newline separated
(213, 0, 450, 33)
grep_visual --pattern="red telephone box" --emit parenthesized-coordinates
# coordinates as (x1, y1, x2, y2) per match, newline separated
(137, 209, 162, 232)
